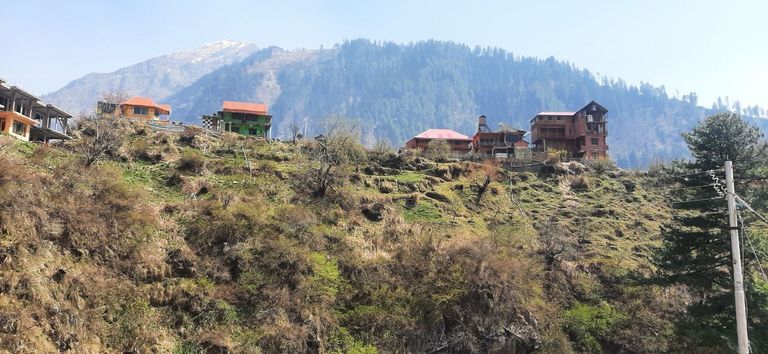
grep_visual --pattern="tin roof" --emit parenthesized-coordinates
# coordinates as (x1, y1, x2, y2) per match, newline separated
(222, 101, 269, 115)
(536, 111, 575, 116)
(414, 128, 472, 140)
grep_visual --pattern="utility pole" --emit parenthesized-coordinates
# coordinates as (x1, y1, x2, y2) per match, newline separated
(726, 160, 749, 354)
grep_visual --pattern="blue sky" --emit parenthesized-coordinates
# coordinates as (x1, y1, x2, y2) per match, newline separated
(2, 0, 766, 109)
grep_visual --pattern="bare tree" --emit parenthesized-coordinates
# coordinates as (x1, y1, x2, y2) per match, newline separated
(75, 114, 128, 166)
(306, 120, 367, 197)
(474, 160, 499, 204)
(96, 90, 129, 117)
(426, 139, 451, 165)
(536, 218, 576, 266)
(289, 123, 302, 144)
(370, 138, 394, 162)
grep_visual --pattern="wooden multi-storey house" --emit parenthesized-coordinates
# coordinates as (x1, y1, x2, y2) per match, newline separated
(529, 101, 608, 160)
(471, 115, 528, 158)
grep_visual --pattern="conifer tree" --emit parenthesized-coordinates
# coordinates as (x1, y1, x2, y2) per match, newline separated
(656, 112, 768, 350)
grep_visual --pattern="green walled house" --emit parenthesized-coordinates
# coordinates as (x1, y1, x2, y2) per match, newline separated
(202, 101, 272, 138)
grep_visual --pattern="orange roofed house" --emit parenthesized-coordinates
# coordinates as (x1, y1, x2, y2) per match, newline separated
(201, 101, 272, 138)
(404, 129, 473, 156)
(97, 96, 172, 122)
(120, 97, 171, 122)
(530, 101, 608, 160)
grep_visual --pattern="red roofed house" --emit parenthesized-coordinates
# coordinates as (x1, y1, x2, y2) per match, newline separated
(118, 96, 172, 122)
(404, 128, 472, 156)
(201, 101, 272, 137)
(529, 100, 608, 160)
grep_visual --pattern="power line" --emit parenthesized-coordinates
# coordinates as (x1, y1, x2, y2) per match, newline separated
(738, 211, 768, 282)
(657, 169, 723, 181)
(735, 195, 768, 225)
(665, 183, 719, 193)
(670, 196, 724, 205)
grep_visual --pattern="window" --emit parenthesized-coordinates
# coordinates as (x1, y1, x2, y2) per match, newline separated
(12, 120, 25, 136)
(547, 116, 553, 120)
(133, 106, 148, 115)
(591, 138, 599, 145)
(556, 116, 561, 120)
(0, 118, 5, 132)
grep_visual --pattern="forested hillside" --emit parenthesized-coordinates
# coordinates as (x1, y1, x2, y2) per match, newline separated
(165, 39, 768, 168)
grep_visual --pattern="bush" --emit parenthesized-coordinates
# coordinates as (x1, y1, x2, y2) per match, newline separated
(570, 176, 591, 190)
(588, 159, 617, 175)
(177, 152, 205, 173)
(564, 302, 626, 352)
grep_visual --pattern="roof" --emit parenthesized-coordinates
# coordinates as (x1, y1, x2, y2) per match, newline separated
(536, 111, 575, 116)
(222, 101, 269, 115)
(498, 123, 526, 134)
(121, 96, 172, 115)
(578, 100, 608, 113)
(413, 129, 472, 141)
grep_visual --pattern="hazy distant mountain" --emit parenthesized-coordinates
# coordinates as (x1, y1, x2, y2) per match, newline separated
(42, 40, 259, 114)
(48, 39, 768, 168)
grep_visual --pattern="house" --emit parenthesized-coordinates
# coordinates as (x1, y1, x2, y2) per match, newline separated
(472, 115, 528, 158)
(201, 101, 272, 138)
(404, 129, 473, 156)
(529, 101, 608, 160)
(0, 77, 72, 142)
(115, 96, 172, 122)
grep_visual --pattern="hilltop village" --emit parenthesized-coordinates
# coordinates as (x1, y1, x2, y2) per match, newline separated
(1, 75, 609, 163)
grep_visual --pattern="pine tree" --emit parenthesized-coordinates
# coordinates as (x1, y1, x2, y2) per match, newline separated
(656, 112, 768, 350)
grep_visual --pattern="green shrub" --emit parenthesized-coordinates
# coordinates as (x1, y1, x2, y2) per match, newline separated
(307, 252, 345, 303)
(564, 302, 626, 352)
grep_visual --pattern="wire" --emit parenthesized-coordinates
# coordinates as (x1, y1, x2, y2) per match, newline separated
(657, 169, 724, 181)
(665, 183, 718, 193)
(735, 195, 768, 225)
(670, 197, 724, 205)
(738, 211, 768, 281)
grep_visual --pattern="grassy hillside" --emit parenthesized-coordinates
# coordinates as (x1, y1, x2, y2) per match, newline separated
(0, 127, 689, 353)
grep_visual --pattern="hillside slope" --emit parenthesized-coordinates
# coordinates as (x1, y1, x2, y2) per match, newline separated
(0, 127, 691, 353)
(41, 40, 258, 114)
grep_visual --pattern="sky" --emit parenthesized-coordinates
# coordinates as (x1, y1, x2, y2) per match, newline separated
(1, 0, 766, 109)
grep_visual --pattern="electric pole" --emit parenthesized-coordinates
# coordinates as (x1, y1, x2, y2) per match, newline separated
(726, 160, 749, 354)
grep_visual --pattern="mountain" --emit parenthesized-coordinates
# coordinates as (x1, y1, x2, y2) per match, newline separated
(42, 40, 259, 114)
(47, 39, 768, 168)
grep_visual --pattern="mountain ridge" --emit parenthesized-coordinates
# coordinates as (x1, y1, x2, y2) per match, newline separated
(41, 40, 259, 114)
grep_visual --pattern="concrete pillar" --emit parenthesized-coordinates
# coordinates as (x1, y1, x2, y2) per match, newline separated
(8, 91, 16, 112)
(44, 106, 51, 128)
